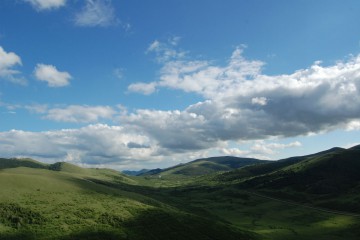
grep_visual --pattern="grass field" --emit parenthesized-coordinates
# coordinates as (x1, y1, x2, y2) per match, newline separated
(0, 165, 254, 240)
(1, 149, 360, 240)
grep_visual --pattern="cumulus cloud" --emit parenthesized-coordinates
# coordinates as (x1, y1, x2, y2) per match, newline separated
(34, 64, 72, 87)
(23, 0, 66, 11)
(0, 124, 156, 169)
(74, 0, 118, 27)
(0, 46, 26, 85)
(125, 43, 360, 153)
(0, 122, 304, 168)
(3, 41, 360, 168)
(345, 120, 360, 131)
(251, 97, 267, 106)
(44, 105, 116, 123)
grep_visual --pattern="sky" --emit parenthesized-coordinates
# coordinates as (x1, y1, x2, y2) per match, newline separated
(1, 0, 360, 170)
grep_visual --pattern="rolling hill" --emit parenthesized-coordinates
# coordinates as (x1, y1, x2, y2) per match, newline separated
(139, 156, 264, 177)
(1, 145, 360, 239)
(215, 145, 360, 213)
(0, 158, 254, 240)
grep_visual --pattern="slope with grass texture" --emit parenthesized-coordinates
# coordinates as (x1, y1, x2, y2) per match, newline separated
(223, 145, 360, 212)
(0, 158, 255, 240)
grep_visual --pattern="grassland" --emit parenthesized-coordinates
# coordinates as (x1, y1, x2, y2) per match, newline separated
(0, 146, 360, 240)
(0, 162, 254, 240)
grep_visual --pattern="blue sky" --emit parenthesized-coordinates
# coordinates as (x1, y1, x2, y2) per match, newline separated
(0, 0, 360, 170)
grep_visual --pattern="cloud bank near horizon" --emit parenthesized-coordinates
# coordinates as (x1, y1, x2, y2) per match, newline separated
(1, 40, 360, 168)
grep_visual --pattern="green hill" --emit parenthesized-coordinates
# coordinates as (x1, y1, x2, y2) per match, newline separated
(216, 145, 360, 213)
(48, 161, 87, 173)
(215, 147, 344, 182)
(0, 158, 47, 170)
(141, 156, 263, 178)
(0, 158, 254, 240)
(1, 146, 360, 240)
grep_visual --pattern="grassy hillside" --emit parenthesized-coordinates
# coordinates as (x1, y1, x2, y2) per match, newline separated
(0, 158, 47, 170)
(215, 147, 344, 183)
(0, 159, 254, 240)
(215, 146, 360, 213)
(1, 146, 360, 239)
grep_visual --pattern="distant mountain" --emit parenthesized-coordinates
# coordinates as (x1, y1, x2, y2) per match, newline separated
(216, 147, 344, 182)
(122, 169, 151, 176)
(140, 156, 264, 177)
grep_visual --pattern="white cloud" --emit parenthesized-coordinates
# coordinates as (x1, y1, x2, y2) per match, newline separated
(45, 105, 116, 123)
(345, 120, 360, 131)
(0, 47, 22, 75)
(251, 141, 302, 155)
(220, 148, 249, 156)
(23, 0, 66, 10)
(0, 121, 305, 168)
(0, 46, 26, 85)
(251, 97, 267, 106)
(34, 64, 72, 87)
(128, 82, 157, 95)
(0, 124, 156, 169)
(125, 44, 360, 154)
(74, 0, 118, 27)
(3, 41, 360, 168)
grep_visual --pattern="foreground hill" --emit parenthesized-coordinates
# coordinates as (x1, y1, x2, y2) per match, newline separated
(1, 145, 360, 239)
(0, 158, 254, 240)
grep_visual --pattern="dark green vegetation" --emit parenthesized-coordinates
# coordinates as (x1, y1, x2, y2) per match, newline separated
(1, 145, 360, 239)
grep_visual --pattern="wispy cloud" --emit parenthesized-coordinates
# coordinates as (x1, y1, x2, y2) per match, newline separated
(113, 68, 124, 80)
(0, 124, 154, 169)
(128, 82, 157, 95)
(74, 0, 118, 27)
(23, 0, 67, 11)
(44, 105, 116, 123)
(34, 64, 72, 87)
(146, 37, 186, 63)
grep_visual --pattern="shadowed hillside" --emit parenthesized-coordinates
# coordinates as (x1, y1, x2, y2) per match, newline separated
(140, 156, 264, 177)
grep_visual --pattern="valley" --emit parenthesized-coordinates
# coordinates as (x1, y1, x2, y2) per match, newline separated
(0, 145, 360, 239)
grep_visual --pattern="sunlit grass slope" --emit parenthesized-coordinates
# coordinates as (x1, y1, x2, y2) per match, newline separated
(0, 159, 255, 240)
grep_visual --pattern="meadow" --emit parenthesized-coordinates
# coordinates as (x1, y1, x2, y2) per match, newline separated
(0, 145, 360, 240)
